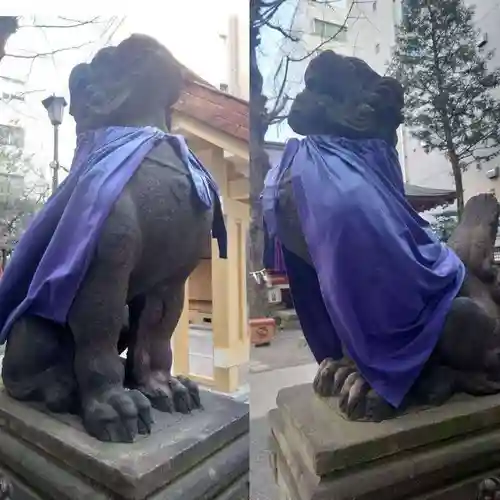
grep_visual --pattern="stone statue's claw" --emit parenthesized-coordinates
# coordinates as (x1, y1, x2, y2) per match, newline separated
(363, 390, 397, 422)
(339, 371, 369, 420)
(82, 388, 152, 443)
(337, 371, 396, 422)
(175, 375, 202, 410)
(477, 477, 500, 500)
(137, 374, 202, 414)
(169, 377, 193, 414)
(313, 358, 355, 397)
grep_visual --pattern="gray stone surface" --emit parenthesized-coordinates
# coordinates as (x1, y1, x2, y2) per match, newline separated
(250, 328, 314, 374)
(0, 386, 249, 500)
(250, 364, 318, 500)
(270, 384, 500, 499)
(271, 420, 500, 500)
(275, 383, 500, 476)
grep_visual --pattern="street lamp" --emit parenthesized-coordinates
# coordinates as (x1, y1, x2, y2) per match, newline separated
(42, 95, 67, 193)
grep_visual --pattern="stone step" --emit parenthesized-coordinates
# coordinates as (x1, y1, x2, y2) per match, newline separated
(0, 385, 249, 500)
(270, 383, 500, 500)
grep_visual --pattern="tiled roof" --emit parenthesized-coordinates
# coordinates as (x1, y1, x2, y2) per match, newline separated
(174, 80, 249, 143)
(404, 184, 456, 212)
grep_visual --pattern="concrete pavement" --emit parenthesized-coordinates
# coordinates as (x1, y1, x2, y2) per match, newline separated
(250, 345, 317, 500)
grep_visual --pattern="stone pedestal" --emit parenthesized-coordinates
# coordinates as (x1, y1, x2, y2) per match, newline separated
(269, 383, 500, 500)
(0, 385, 249, 500)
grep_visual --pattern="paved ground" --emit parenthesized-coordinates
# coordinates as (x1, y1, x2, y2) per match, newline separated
(250, 328, 317, 500)
(250, 327, 314, 374)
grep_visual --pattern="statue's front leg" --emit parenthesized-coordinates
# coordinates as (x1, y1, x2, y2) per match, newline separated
(312, 358, 397, 421)
(69, 248, 153, 443)
(126, 281, 200, 413)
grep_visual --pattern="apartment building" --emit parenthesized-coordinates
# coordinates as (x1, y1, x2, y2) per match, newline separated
(0, 76, 26, 200)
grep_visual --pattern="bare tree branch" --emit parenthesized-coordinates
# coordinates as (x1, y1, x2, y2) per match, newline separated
(4, 41, 93, 60)
(288, 0, 357, 62)
(18, 17, 101, 29)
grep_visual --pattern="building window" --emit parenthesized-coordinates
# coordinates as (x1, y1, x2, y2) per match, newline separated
(313, 19, 347, 42)
(0, 125, 25, 149)
(373, 1, 377, 11)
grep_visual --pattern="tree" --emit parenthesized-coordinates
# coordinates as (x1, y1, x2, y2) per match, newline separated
(390, 0, 500, 218)
(0, 16, 111, 65)
(249, 0, 356, 319)
(0, 142, 49, 254)
(429, 210, 458, 242)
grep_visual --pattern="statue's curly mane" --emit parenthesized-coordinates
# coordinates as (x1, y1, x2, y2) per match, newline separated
(69, 34, 183, 132)
(288, 50, 404, 145)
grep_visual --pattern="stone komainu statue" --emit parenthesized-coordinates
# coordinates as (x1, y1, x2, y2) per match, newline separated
(262, 50, 500, 422)
(0, 34, 225, 443)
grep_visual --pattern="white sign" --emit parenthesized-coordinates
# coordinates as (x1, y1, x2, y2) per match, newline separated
(267, 286, 282, 304)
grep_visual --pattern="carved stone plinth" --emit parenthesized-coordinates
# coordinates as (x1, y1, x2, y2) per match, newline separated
(0, 384, 249, 500)
(269, 384, 500, 500)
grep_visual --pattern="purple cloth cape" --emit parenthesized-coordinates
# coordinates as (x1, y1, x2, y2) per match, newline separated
(0, 126, 226, 344)
(262, 136, 465, 408)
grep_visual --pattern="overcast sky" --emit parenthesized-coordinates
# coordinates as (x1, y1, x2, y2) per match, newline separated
(0, 1, 243, 176)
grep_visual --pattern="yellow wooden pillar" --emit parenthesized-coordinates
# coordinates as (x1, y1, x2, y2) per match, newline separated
(198, 146, 249, 393)
(172, 279, 190, 377)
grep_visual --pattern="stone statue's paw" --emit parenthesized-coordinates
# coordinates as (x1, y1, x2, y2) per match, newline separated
(82, 388, 153, 443)
(175, 375, 202, 411)
(137, 374, 201, 414)
(313, 358, 355, 397)
(339, 372, 396, 422)
(477, 477, 500, 500)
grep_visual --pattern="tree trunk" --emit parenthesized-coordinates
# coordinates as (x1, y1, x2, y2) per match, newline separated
(448, 149, 464, 219)
(248, 10, 271, 320)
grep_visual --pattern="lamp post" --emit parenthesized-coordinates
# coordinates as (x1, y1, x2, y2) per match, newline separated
(42, 95, 67, 193)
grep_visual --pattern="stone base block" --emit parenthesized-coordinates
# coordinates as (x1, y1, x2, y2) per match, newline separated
(0, 385, 249, 500)
(269, 383, 500, 500)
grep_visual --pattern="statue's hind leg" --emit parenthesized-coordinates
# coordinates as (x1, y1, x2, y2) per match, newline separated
(125, 280, 200, 414)
(2, 316, 78, 413)
(437, 296, 500, 375)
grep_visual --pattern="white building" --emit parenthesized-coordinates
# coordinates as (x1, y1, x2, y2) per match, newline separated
(218, 5, 250, 100)
(0, 76, 28, 200)
(261, 0, 500, 201)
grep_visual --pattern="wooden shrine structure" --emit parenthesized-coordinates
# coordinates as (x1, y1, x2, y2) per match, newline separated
(171, 78, 249, 393)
